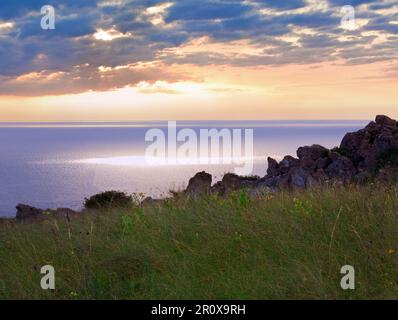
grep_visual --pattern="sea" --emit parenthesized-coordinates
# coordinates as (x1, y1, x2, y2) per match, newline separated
(0, 120, 369, 217)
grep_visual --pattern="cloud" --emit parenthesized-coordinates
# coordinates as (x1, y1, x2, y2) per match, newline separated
(0, 62, 189, 96)
(0, 0, 397, 96)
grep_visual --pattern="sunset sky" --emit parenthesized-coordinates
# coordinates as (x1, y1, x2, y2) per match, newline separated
(0, 0, 397, 121)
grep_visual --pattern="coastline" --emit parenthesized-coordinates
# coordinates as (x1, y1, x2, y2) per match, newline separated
(6, 115, 398, 222)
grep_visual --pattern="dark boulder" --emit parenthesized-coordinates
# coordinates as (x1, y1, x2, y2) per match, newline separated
(222, 173, 258, 189)
(186, 115, 398, 197)
(289, 167, 310, 188)
(297, 145, 329, 160)
(325, 153, 356, 183)
(209, 173, 262, 196)
(267, 157, 279, 176)
(315, 156, 332, 170)
(375, 115, 397, 127)
(279, 156, 299, 174)
(16, 204, 44, 221)
(141, 197, 164, 208)
(186, 171, 212, 196)
(341, 115, 398, 171)
(16, 205, 80, 222)
(52, 208, 79, 219)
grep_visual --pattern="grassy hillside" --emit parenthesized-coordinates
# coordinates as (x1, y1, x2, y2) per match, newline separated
(0, 185, 397, 300)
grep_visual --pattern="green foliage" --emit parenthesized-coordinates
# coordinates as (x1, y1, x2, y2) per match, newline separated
(120, 214, 134, 235)
(84, 191, 133, 210)
(0, 185, 397, 300)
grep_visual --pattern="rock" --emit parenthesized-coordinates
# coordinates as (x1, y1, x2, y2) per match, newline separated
(261, 175, 278, 188)
(279, 156, 299, 174)
(222, 173, 245, 191)
(211, 181, 225, 195)
(289, 167, 309, 188)
(53, 208, 79, 219)
(340, 129, 368, 164)
(210, 173, 260, 196)
(297, 145, 329, 160)
(375, 115, 397, 127)
(16, 205, 80, 222)
(187, 115, 398, 197)
(273, 174, 290, 189)
(325, 154, 356, 182)
(186, 171, 212, 196)
(340, 115, 398, 172)
(315, 157, 331, 170)
(299, 156, 317, 171)
(267, 157, 279, 176)
(374, 132, 398, 154)
(16, 204, 44, 221)
(260, 115, 398, 189)
(8, 115, 398, 218)
(223, 173, 258, 189)
(252, 180, 274, 195)
(141, 197, 164, 208)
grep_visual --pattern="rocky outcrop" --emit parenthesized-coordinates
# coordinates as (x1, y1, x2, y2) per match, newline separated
(186, 171, 212, 197)
(16, 204, 44, 221)
(11, 115, 398, 213)
(15, 204, 79, 222)
(184, 115, 398, 196)
(141, 197, 164, 208)
(210, 173, 271, 197)
(341, 115, 398, 171)
(261, 116, 398, 190)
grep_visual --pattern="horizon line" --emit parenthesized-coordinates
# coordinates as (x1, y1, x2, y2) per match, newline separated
(0, 119, 372, 123)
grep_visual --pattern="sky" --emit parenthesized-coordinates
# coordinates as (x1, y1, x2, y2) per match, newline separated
(0, 0, 397, 121)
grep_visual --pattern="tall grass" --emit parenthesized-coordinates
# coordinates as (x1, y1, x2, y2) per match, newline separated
(0, 184, 397, 300)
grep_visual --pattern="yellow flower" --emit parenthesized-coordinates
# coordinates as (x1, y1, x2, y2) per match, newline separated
(388, 249, 395, 255)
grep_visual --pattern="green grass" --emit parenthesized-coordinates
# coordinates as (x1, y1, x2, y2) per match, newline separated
(0, 185, 397, 300)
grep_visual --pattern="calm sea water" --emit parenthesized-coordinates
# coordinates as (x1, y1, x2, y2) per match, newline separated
(0, 121, 368, 217)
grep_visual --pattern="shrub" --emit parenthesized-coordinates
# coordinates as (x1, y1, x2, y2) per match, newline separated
(84, 191, 133, 210)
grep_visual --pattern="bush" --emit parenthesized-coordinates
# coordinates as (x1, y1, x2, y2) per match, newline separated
(84, 191, 133, 210)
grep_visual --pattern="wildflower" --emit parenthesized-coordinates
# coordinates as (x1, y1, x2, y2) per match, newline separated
(388, 249, 395, 255)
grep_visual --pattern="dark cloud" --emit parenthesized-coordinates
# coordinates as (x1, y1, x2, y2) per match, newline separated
(328, 0, 376, 6)
(165, 0, 251, 22)
(0, 0, 97, 19)
(252, 0, 307, 10)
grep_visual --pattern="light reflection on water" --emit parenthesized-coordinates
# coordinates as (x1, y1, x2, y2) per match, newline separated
(0, 121, 368, 216)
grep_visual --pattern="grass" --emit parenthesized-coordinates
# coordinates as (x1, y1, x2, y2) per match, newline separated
(0, 184, 397, 300)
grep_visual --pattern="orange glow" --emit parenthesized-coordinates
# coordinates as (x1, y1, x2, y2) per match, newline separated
(1, 60, 397, 121)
